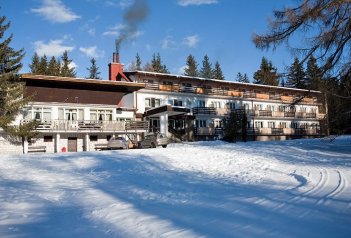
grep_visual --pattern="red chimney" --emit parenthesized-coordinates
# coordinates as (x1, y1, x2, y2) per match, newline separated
(108, 52, 132, 82)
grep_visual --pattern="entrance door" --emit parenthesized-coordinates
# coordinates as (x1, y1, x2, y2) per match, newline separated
(67, 137, 77, 152)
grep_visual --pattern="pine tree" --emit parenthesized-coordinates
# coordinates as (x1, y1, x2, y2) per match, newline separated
(60, 50, 76, 77)
(151, 53, 169, 73)
(135, 53, 142, 70)
(29, 53, 40, 74)
(286, 57, 306, 89)
(253, 57, 279, 86)
(0, 15, 36, 139)
(212, 61, 225, 80)
(38, 54, 48, 75)
(236, 72, 249, 83)
(242, 73, 249, 83)
(236, 72, 243, 82)
(184, 54, 199, 77)
(86, 58, 100, 79)
(47, 56, 61, 76)
(306, 55, 323, 91)
(200, 54, 212, 79)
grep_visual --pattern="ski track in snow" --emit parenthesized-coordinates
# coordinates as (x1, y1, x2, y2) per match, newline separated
(0, 137, 351, 237)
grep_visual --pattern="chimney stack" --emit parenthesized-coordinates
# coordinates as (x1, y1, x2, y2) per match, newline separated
(108, 52, 131, 82)
(109, 53, 123, 81)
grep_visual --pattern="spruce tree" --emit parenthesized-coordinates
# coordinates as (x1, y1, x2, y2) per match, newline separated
(60, 50, 76, 77)
(0, 16, 36, 139)
(38, 54, 48, 75)
(200, 54, 212, 79)
(29, 52, 40, 74)
(242, 73, 249, 83)
(253, 57, 279, 86)
(236, 72, 250, 83)
(306, 55, 323, 91)
(151, 53, 169, 73)
(135, 53, 142, 70)
(286, 57, 306, 89)
(47, 56, 61, 76)
(86, 58, 100, 79)
(184, 54, 199, 77)
(212, 61, 225, 80)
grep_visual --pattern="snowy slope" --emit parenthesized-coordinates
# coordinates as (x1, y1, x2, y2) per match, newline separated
(0, 137, 351, 238)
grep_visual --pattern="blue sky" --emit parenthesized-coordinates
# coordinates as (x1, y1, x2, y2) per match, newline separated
(3, 0, 296, 81)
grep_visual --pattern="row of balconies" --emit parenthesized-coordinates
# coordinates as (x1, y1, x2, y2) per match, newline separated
(21, 120, 149, 132)
(192, 107, 325, 120)
(194, 127, 320, 136)
(145, 83, 319, 104)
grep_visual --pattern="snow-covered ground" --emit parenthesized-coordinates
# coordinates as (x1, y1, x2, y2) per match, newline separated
(1, 137, 351, 238)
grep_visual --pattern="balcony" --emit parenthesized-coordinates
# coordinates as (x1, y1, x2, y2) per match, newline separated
(21, 120, 149, 132)
(192, 107, 217, 115)
(247, 127, 319, 135)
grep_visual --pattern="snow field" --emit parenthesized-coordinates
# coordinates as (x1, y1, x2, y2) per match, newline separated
(0, 137, 351, 237)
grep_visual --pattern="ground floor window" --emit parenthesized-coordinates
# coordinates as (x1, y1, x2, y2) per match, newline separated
(196, 120, 207, 128)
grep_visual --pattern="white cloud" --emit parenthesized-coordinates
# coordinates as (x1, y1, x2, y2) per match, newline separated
(79, 46, 104, 59)
(103, 24, 125, 37)
(178, 65, 187, 75)
(33, 39, 74, 57)
(105, 0, 132, 9)
(183, 34, 199, 48)
(69, 61, 78, 69)
(178, 0, 218, 6)
(161, 36, 177, 49)
(31, 0, 81, 23)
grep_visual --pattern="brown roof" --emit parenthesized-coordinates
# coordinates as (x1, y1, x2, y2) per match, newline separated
(21, 73, 145, 93)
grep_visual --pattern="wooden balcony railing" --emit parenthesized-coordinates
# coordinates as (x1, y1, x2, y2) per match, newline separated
(192, 107, 217, 115)
(143, 81, 321, 105)
(247, 127, 320, 135)
(21, 120, 149, 132)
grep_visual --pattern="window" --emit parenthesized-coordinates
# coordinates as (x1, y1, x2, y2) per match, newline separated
(106, 135, 112, 141)
(172, 99, 183, 106)
(210, 101, 221, 108)
(163, 81, 173, 85)
(227, 102, 236, 110)
(266, 105, 275, 111)
(90, 109, 113, 121)
(182, 83, 192, 87)
(255, 121, 263, 128)
(58, 108, 84, 121)
(145, 98, 160, 108)
(291, 122, 298, 128)
(279, 122, 287, 128)
(214, 120, 223, 128)
(23, 107, 52, 121)
(197, 100, 205, 107)
(195, 120, 207, 128)
(90, 135, 98, 141)
(254, 104, 263, 110)
(268, 122, 276, 128)
(44, 136, 53, 142)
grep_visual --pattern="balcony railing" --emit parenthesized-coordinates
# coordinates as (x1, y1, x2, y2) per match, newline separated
(143, 82, 319, 105)
(245, 110, 321, 119)
(192, 107, 217, 115)
(247, 127, 319, 135)
(21, 120, 149, 132)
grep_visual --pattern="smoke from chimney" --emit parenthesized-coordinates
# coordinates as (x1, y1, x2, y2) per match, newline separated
(115, 0, 150, 54)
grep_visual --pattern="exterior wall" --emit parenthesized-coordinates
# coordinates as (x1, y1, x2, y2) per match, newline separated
(129, 73, 325, 142)
(0, 132, 23, 155)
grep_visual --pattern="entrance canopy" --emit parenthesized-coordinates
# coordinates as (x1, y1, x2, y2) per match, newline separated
(144, 105, 190, 117)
